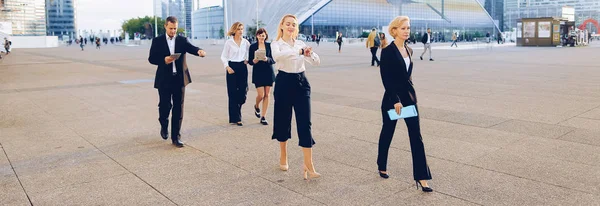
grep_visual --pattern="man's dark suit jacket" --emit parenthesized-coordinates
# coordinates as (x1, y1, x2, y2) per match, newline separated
(379, 41, 417, 110)
(421, 33, 430, 44)
(148, 34, 201, 89)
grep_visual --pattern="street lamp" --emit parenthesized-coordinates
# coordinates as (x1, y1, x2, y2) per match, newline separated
(19, 3, 27, 35)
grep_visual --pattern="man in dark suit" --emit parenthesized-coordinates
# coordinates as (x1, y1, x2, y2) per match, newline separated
(420, 28, 434, 61)
(148, 16, 206, 147)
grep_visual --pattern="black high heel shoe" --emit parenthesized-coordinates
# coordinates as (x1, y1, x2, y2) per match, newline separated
(379, 171, 389, 179)
(416, 180, 433, 192)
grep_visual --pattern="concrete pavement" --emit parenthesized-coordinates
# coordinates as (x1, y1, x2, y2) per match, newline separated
(1, 41, 599, 205)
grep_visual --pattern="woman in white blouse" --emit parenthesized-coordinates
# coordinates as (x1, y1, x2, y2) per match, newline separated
(221, 22, 251, 126)
(271, 14, 321, 180)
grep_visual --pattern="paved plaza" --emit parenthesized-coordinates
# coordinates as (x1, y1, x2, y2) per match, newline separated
(1, 40, 600, 205)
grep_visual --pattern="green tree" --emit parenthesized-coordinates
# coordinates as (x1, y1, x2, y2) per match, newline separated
(361, 31, 370, 38)
(219, 26, 225, 38)
(121, 16, 166, 38)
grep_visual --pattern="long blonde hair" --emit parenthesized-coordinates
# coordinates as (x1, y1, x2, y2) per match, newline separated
(276, 14, 299, 41)
(388, 16, 410, 39)
(228, 22, 243, 36)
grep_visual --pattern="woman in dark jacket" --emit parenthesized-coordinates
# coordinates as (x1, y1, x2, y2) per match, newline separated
(336, 33, 343, 53)
(377, 16, 432, 192)
(248, 28, 276, 125)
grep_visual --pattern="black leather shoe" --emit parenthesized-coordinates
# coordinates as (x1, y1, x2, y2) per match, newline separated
(236, 122, 243, 126)
(159, 119, 169, 140)
(160, 128, 168, 140)
(172, 139, 184, 148)
(379, 171, 389, 179)
(429, 59, 434, 61)
(420, 56, 423, 60)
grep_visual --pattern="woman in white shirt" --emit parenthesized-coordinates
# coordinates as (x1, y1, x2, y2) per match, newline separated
(271, 14, 321, 180)
(221, 22, 251, 126)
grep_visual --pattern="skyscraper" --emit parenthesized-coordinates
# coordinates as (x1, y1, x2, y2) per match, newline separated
(46, 0, 76, 39)
(184, 0, 192, 38)
(153, 0, 163, 19)
(154, 0, 191, 37)
(0, 0, 47, 36)
(483, 0, 504, 31)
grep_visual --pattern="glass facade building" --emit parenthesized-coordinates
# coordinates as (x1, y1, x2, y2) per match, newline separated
(0, 0, 47, 36)
(483, 0, 505, 31)
(301, 0, 500, 41)
(504, 0, 600, 33)
(46, 0, 76, 39)
(224, 0, 500, 42)
(184, 0, 191, 37)
(192, 6, 224, 39)
(154, 0, 192, 37)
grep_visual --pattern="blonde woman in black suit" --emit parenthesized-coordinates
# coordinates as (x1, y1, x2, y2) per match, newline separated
(377, 16, 432, 192)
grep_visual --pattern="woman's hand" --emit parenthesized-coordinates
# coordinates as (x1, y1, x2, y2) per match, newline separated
(253, 59, 259, 64)
(304, 47, 312, 57)
(394, 102, 403, 115)
(226, 66, 235, 74)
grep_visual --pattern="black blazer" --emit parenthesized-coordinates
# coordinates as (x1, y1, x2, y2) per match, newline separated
(248, 42, 275, 83)
(148, 34, 201, 89)
(421, 33, 430, 44)
(379, 41, 417, 110)
(248, 42, 275, 66)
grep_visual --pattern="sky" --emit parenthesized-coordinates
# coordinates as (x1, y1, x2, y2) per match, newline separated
(76, 0, 222, 33)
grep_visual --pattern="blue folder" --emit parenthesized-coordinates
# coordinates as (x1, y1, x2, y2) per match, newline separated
(387, 105, 418, 120)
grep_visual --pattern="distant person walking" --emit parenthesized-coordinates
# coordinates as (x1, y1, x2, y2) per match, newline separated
(451, 32, 458, 47)
(4, 37, 11, 54)
(316, 34, 321, 46)
(336, 33, 343, 53)
(419, 28, 433, 61)
(366, 28, 380, 66)
(379, 32, 388, 49)
(497, 32, 503, 44)
(79, 36, 84, 51)
(96, 38, 101, 49)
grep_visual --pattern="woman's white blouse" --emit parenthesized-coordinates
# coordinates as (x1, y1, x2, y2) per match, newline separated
(220, 38, 251, 69)
(270, 39, 320, 73)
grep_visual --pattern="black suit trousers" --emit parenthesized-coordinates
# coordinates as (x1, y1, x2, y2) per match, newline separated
(272, 71, 315, 148)
(377, 105, 432, 180)
(158, 81, 185, 142)
(226, 62, 248, 123)
(370, 47, 380, 66)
